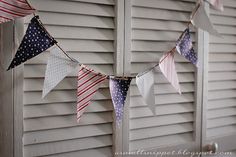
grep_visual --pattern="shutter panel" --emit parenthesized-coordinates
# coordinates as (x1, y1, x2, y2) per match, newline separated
(23, 0, 115, 156)
(126, 0, 200, 151)
(205, 0, 236, 152)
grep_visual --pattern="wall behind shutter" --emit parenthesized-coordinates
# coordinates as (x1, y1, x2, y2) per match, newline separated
(126, 0, 198, 151)
(23, 0, 116, 156)
(207, 0, 236, 144)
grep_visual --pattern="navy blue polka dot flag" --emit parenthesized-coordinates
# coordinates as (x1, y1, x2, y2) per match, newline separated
(109, 77, 132, 126)
(7, 16, 56, 70)
(176, 28, 198, 66)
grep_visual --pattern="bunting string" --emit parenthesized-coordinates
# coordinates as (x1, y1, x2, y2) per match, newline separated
(4, 0, 224, 124)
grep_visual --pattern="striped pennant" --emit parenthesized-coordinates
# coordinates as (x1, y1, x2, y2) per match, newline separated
(208, 0, 224, 11)
(159, 52, 181, 94)
(0, 0, 35, 23)
(77, 65, 107, 122)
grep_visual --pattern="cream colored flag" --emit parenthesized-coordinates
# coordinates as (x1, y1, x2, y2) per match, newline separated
(42, 46, 79, 98)
(136, 70, 156, 115)
(191, 3, 220, 36)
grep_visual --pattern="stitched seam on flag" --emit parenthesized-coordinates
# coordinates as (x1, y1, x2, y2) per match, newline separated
(78, 77, 106, 96)
(78, 69, 91, 81)
(82, 66, 106, 77)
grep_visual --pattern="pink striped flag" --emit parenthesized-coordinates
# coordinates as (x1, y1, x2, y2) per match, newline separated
(159, 52, 181, 94)
(77, 65, 107, 122)
(0, 0, 35, 23)
(208, 0, 224, 11)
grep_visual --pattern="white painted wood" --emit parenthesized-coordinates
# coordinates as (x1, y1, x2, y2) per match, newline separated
(22, 0, 116, 156)
(112, 0, 124, 156)
(202, 0, 236, 155)
(24, 135, 113, 157)
(13, 19, 24, 157)
(126, 0, 201, 153)
(0, 21, 14, 157)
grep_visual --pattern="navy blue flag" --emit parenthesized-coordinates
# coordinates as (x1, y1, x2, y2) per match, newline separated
(176, 28, 198, 66)
(109, 77, 132, 126)
(7, 16, 56, 70)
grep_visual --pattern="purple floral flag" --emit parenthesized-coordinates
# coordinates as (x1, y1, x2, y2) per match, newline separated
(176, 28, 198, 66)
(109, 77, 132, 126)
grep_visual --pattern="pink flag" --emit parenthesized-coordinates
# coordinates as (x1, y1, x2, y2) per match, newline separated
(77, 65, 107, 122)
(159, 53, 181, 94)
(208, 0, 224, 11)
(0, 0, 35, 23)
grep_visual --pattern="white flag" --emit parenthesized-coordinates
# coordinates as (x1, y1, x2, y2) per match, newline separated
(209, 0, 224, 11)
(159, 53, 181, 94)
(136, 70, 156, 115)
(42, 46, 78, 98)
(191, 3, 220, 36)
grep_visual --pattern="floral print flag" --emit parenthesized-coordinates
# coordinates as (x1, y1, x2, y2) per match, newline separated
(176, 28, 198, 66)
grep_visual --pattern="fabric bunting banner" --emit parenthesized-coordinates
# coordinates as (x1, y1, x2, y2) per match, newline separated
(110, 77, 132, 125)
(77, 65, 107, 122)
(7, 16, 56, 70)
(42, 46, 79, 98)
(0, 0, 35, 23)
(136, 70, 156, 115)
(176, 28, 198, 66)
(208, 0, 224, 11)
(159, 53, 181, 94)
(191, 3, 220, 36)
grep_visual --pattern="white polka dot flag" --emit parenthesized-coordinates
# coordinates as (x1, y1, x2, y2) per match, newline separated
(176, 28, 198, 66)
(159, 53, 181, 94)
(136, 70, 156, 115)
(109, 77, 132, 125)
(208, 0, 224, 11)
(191, 3, 220, 36)
(7, 16, 56, 70)
(77, 65, 107, 122)
(0, 0, 35, 23)
(42, 46, 79, 98)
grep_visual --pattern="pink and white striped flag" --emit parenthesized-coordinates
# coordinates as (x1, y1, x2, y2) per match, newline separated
(208, 0, 224, 11)
(77, 65, 107, 122)
(159, 52, 181, 94)
(0, 0, 35, 23)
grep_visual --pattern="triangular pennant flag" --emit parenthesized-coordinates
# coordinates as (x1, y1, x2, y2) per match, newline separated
(0, 0, 35, 23)
(109, 77, 132, 125)
(136, 70, 156, 115)
(42, 46, 79, 98)
(208, 0, 224, 11)
(191, 3, 220, 36)
(176, 28, 198, 66)
(7, 16, 56, 70)
(77, 65, 107, 122)
(159, 53, 181, 94)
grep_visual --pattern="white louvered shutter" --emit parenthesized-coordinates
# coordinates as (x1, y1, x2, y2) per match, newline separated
(202, 0, 236, 155)
(124, 0, 202, 153)
(22, 0, 116, 156)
